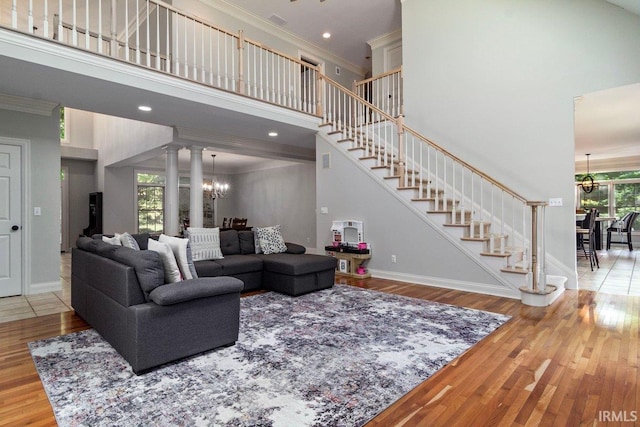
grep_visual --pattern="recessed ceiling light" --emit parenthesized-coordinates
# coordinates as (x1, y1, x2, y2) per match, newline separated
(138, 105, 152, 112)
(322, 32, 331, 39)
(268, 131, 278, 137)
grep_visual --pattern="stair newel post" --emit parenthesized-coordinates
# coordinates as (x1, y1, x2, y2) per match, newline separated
(316, 71, 323, 118)
(396, 114, 405, 185)
(526, 201, 547, 293)
(237, 30, 245, 95)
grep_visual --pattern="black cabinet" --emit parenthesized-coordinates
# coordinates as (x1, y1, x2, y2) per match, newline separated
(82, 192, 103, 236)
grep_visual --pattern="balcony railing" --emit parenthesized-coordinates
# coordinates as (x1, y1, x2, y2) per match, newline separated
(1, 0, 547, 293)
(353, 67, 403, 118)
(2, 0, 320, 114)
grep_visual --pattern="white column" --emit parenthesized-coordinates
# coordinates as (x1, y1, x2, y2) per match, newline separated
(189, 146, 204, 228)
(165, 145, 180, 236)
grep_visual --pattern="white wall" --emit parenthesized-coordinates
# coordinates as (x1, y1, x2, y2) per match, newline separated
(0, 108, 61, 293)
(402, 0, 640, 282)
(231, 163, 317, 248)
(61, 158, 97, 243)
(63, 108, 94, 149)
(103, 166, 137, 234)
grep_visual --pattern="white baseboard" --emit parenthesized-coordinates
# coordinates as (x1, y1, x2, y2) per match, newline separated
(368, 269, 520, 299)
(27, 280, 61, 295)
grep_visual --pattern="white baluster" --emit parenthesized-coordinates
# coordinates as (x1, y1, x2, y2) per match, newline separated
(72, 0, 77, 46)
(28, 0, 34, 33)
(85, 0, 89, 47)
(124, 0, 129, 61)
(43, 0, 49, 38)
(11, 0, 17, 29)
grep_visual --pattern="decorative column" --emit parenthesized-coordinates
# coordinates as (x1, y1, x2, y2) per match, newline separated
(165, 145, 180, 236)
(189, 146, 204, 228)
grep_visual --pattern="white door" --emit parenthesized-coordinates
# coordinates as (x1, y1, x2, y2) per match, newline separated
(0, 144, 22, 297)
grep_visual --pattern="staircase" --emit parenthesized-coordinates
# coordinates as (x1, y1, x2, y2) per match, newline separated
(0, 0, 566, 305)
(318, 74, 566, 304)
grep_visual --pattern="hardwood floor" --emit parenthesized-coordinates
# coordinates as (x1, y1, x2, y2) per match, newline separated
(1, 276, 638, 426)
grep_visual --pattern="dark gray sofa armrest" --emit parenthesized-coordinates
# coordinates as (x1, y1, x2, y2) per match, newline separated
(285, 242, 306, 254)
(149, 277, 244, 306)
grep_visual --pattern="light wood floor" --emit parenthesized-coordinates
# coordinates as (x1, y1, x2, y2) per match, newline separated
(1, 256, 638, 426)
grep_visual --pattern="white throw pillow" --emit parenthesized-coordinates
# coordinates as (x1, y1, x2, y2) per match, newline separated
(159, 234, 198, 280)
(120, 232, 140, 250)
(102, 234, 122, 246)
(187, 227, 224, 261)
(256, 225, 287, 255)
(148, 239, 182, 283)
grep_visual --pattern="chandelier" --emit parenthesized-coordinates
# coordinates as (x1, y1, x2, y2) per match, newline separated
(578, 153, 599, 194)
(203, 154, 229, 199)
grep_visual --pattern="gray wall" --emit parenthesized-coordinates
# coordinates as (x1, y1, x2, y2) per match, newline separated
(103, 166, 137, 234)
(0, 108, 61, 293)
(401, 0, 640, 283)
(231, 163, 317, 248)
(315, 135, 504, 294)
(61, 159, 97, 244)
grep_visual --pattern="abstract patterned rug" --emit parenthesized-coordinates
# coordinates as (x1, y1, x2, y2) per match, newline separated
(29, 285, 510, 426)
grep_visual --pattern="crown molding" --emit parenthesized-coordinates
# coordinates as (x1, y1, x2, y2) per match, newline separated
(198, 0, 366, 76)
(367, 29, 402, 50)
(0, 92, 58, 116)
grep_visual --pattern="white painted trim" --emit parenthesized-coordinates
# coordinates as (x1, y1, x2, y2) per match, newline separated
(199, 0, 366, 76)
(367, 29, 402, 50)
(28, 280, 62, 295)
(368, 269, 520, 299)
(0, 136, 31, 296)
(0, 92, 58, 116)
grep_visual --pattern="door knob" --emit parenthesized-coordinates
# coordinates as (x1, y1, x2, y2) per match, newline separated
(11, 225, 20, 231)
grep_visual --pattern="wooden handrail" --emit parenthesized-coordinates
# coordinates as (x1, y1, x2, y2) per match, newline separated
(354, 66, 402, 87)
(321, 73, 531, 204)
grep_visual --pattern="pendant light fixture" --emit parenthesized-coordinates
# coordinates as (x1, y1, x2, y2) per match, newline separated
(203, 154, 229, 199)
(579, 153, 599, 194)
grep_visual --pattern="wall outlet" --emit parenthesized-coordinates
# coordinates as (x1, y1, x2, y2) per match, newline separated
(391, 255, 397, 263)
(548, 198, 563, 207)
(320, 207, 328, 214)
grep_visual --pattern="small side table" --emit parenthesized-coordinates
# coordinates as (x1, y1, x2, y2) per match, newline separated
(325, 250, 372, 278)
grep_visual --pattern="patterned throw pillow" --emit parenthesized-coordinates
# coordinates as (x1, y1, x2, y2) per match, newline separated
(187, 227, 224, 261)
(120, 232, 141, 250)
(255, 225, 287, 255)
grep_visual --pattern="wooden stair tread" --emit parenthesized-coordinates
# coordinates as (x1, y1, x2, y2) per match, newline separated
(480, 251, 512, 258)
(461, 236, 491, 242)
(501, 266, 529, 275)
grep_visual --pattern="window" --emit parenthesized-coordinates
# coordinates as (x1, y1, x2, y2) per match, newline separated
(576, 170, 640, 230)
(137, 173, 165, 234)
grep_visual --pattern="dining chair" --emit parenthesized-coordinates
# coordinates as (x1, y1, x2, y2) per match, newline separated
(606, 211, 638, 251)
(577, 208, 599, 271)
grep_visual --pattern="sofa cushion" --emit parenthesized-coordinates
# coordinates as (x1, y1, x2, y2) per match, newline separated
(285, 242, 306, 254)
(257, 253, 338, 276)
(255, 225, 288, 255)
(193, 260, 224, 277)
(109, 247, 165, 300)
(220, 229, 241, 255)
(213, 254, 263, 275)
(149, 277, 244, 306)
(238, 230, 255, 254)
(187, 227, 224, 261)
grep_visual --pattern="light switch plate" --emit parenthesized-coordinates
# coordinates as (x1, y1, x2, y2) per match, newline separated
(34, 207, 42, 216)
(320, 207, 329, 214)
(548, 198, 563, 207)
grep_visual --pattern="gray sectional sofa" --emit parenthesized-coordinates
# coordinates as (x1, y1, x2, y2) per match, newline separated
(71, 230, 337, 373)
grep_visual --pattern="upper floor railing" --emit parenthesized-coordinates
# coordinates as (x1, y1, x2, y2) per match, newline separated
(1, 0, 547, 292)
(353, 67, 403, 118)
(2, 0, 320, 115)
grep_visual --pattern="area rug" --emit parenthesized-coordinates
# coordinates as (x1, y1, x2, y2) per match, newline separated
(29, 285, 510, 427)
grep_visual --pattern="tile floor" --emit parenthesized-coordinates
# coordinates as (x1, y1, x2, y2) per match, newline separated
(0, 249, 638, 324)
(577, 247, 640, 295)
(0, 253, 72, 323)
